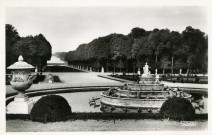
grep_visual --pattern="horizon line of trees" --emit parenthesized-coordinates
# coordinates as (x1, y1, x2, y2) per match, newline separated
(6, 24, 52, 72)
(63, 26, 207, 75)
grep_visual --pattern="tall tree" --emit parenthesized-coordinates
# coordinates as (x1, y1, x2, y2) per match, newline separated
(182, 26, 207, 76)
(129, 27, 147, 38)
(110, 34, 127, 72)
(148, 29, 170, 62)
(12, 34, 52, 71)
(166, 31, 182, 74)
(160, 57, 170, 74)
(6, 24, 20, 67)
(35, 34, 52, 71)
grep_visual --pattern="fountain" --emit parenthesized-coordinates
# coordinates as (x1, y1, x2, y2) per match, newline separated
(6, 55, 35, 114)
(100, 62, 192, 112)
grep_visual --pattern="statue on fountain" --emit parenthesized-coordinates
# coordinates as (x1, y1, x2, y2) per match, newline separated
(142, 62, 150, 77)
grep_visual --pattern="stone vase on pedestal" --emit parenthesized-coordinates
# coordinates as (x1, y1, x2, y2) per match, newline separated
(6, 55, 35, 114)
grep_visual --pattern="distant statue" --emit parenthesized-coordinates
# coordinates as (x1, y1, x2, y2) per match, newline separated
(137, 68, 141, 75)
(48, 74, 53, 83)
(179, 69, 182, 75)
(35, 66, 38, 73)
(154, 69, 160, 83)
(101, 67, 104, 73)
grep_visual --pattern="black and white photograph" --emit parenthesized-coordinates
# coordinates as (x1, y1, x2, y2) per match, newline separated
(1, 0, 211, 134)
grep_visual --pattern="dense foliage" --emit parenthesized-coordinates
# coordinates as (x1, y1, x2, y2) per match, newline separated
(6, 24, 20, 68)
(160, 97, 195, 120)
(63, 27, 207, 74)
(6, 24, 52, 72)
(30, 95, 72, 122)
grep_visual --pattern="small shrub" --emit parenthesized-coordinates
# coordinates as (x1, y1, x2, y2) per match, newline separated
(33, 74, 46, 84)
(33, 74, 40, 84)
(53, 75, 62, 82)
(39, 75, 46, 82)
(30, 95, 72, 122)
(160, 97, 195, 120)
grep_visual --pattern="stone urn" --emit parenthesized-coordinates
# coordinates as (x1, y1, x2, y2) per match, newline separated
(7, 55, 35, 114)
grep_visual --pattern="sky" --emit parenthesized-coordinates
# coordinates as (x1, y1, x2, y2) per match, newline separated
(6, 6, 207, 53)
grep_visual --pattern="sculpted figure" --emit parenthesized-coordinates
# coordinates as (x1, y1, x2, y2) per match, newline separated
(143, 62, 150, 75)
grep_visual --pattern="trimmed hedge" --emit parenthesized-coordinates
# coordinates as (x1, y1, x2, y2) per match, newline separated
(45, 66, 83, 72)
(160, 97, 195, 120)
(30, 95, 72, 122)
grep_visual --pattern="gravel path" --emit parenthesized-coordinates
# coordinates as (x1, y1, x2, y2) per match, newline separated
(6, 119, 207, 132)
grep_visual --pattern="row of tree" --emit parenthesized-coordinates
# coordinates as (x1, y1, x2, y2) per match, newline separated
(6, 24, 52, 72)
(64, 26, 207, 74)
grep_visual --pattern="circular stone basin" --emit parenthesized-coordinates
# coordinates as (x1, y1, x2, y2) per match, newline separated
(29, 90, 208, 114)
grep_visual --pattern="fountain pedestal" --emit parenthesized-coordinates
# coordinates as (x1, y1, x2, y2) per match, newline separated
(6, 55, 35, 114)
(7, 99, 34, 114)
